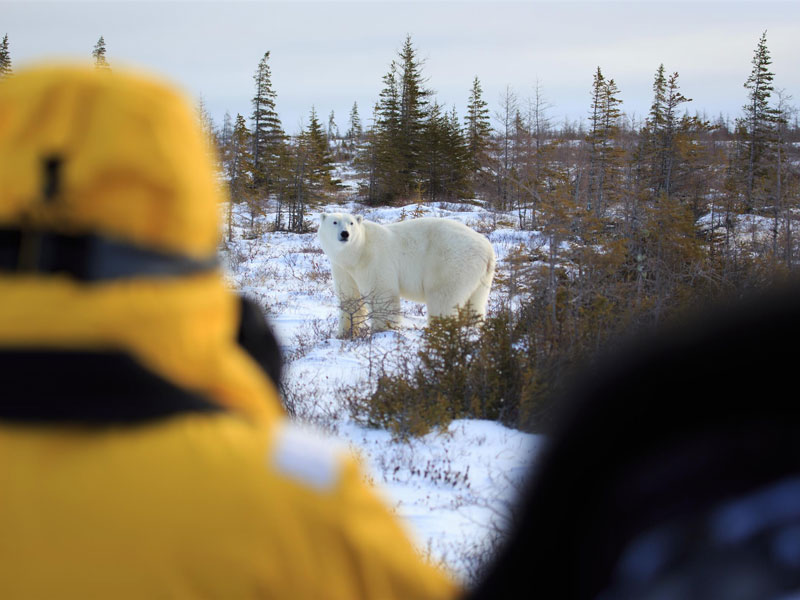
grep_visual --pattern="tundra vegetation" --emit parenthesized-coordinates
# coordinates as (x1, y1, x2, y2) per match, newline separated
(204, 32, 800, 436)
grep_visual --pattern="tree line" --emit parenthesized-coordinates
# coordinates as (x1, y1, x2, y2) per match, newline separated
(3, 31, 798, 286)
(4, 32, 794, 249)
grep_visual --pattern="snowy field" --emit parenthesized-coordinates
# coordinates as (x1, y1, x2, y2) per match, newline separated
(221, 199, 544, 583)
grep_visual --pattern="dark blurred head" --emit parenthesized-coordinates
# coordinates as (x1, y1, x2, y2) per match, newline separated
(470, 282, 800, 600)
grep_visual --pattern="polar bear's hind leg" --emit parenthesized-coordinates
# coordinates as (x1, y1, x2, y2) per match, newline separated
(466, 279, 491, 319)
(465, 254, 495, 318)
(425, 279, 479, 321)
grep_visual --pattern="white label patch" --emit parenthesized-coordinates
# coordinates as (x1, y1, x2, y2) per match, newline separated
(271, 422, 342, 492)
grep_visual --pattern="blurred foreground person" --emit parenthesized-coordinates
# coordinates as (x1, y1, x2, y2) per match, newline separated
(470, 283, 800, 599)
(0, 65, 457, 600)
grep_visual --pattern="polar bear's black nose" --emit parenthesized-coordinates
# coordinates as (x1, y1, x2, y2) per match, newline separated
(340, 231, 349, 241)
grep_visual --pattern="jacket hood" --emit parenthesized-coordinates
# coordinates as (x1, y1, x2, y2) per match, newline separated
(0, 64, 220, 256)
(0, 65, 280, 424)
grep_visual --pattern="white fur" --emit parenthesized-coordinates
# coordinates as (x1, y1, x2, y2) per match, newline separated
(318, 212, 496, 336)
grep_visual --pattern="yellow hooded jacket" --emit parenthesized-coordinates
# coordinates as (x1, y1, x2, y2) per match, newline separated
(0, 65, 459, 599)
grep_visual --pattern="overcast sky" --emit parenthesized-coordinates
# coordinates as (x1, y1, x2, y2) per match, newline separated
(3, 1, 799, 134)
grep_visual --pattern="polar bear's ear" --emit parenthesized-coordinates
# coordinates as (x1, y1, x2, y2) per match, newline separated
(320, 213, 328, 223)
(356, 215, 363, 224)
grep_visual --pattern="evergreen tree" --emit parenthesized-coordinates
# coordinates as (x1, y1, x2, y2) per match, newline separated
(0, 34, 12, 79)
(356, 104, 382, 204)
(586, 67, 606, 212)
(660, 71, 692, 196)
(648, 65, 668, 131)
(217, 111, 234, 184)
(444, 105, 471, 199)
(251, 52, 286, 196)
(396, 35, 431, 194)
(586, 67, 623, 214)
(363, 36, 431, 203)
(195, 96, 217, 158)
(285, 107, 339, 232)
(346, 101, 363, 142)
(642, 65, 692, 198)
(464, 76, 492, 192)
(306, 106, 337, 190)
(219, 111, 234, 161)
(92, 36, 110, 70)
(737, 31, 781, 211)
(642, 64, 668, 191)
(226, 114, 254, 240)
(670, 113, 713, 216)
(363, 62, 404, 203)
(420, 101, 447, 201)
(377, 64, 401, 136)
(327, 110, 339, 141)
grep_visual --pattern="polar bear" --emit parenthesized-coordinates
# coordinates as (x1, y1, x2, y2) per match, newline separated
(318, 212, 495, 337)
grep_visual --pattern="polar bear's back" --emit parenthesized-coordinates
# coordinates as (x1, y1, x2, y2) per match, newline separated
(383, 217, 490, 253)
(374, 217, 494, 302)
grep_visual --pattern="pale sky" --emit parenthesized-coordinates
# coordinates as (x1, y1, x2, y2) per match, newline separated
(3, 1, 799, 134)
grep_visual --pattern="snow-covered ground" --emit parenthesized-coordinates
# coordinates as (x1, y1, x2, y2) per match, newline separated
(221, 200, 544, 583)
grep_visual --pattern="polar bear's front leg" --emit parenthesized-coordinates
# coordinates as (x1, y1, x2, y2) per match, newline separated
(332, 265, 367, 338)
(364, 287, 402, 333)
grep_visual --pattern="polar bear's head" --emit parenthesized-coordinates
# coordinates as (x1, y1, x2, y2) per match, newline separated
(318, 213, 364, 253)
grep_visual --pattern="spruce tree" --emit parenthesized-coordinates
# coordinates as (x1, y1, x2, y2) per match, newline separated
(226, 114, 254, 240)
(738, 31, 780, 211)
(218, 111, 234, 190)
(600, 76, 624, 211)
(396, 35, 431, 195)
(364, 36, 431, 203)
(660, 72, 693, 196)
(286, 107, 338, 232)
(195, 96, 217, 158)
(92, 36, 110, 70)
(327, 110, 339, 141)
(306, 106, 337, 190)
(219, 112, 234, 165)
(648, 65, 668, 133)
(464, 76, 492, 190)
(586, 67, 623, 214)
(347, 102, 363, 142)
(0, 34, 12, 79)
(420, 101, 447, 201)
(356, 104, 382, 203)
(586, 67, 606, 212)
(251, 52, 286, 196)
(444, 105, 471, 199)
(365, 62, 404, 203)
(642, 64, 668, 191)
(642, 65, 691, 198)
